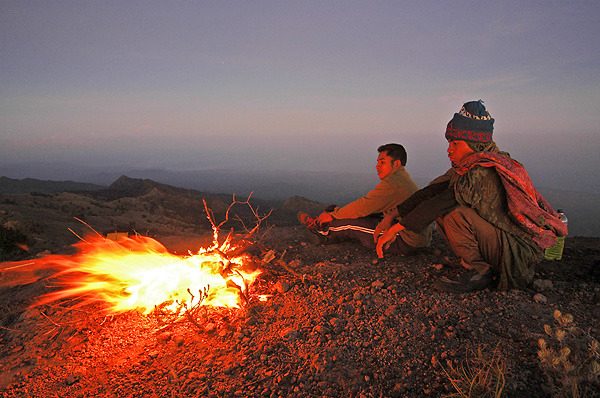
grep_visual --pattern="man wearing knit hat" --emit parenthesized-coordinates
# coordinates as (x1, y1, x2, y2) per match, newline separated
(375, 100, 568, 293)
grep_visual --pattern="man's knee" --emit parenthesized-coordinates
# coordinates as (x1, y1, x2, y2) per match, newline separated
(437, 205, 502, 269)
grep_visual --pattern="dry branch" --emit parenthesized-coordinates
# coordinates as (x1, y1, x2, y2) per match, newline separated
(202, 192, 273, 252)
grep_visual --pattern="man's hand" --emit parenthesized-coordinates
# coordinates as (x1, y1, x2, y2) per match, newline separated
(375, 222, 405, 258)
(374, 213, 395, 242)
(316, 212, 334, 225)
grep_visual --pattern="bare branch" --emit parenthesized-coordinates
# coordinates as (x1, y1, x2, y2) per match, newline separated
(74, 217, 103, 237)
(203, 192, 272, 250)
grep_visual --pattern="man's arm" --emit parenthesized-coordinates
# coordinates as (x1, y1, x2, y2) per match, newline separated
(395, 181, 449, 218)
(376, 182, 457, 258)
(399, 186, 458, 232)
(329, 178, 400, 219)
(376, 222, 405, 258)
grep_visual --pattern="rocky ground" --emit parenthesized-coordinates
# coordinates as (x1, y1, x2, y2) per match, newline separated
(1, 225, 599, 398)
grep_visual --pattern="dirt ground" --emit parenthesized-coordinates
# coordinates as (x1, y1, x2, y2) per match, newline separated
(1, 226, 599, 398)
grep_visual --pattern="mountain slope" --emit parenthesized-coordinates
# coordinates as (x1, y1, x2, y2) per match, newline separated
(0, 176, 104, 195)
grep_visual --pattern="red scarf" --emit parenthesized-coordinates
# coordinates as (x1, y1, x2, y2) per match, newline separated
(454, 152, 568, 248)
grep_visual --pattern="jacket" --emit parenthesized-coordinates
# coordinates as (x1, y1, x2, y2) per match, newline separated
(330, 166, 431, 248)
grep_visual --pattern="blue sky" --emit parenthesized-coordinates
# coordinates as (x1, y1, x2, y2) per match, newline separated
(1, 1, 599, 192)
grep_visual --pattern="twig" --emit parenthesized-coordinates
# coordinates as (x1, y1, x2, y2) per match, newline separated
(67, 228, 88, 243)
(276, 259, 308, 280)
(40, 311, 61, 327)
(184, 309, 204, 331)
(242, 376, 272, 388)
(1, 262, 35, 271)
(203, 192, 272, 249)
(74, 217, 103, 237)
(274, 250, 309, 280)
(0, 325, 20, 332)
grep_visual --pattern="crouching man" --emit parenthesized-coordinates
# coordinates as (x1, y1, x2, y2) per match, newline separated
(375, 101, 567, 293)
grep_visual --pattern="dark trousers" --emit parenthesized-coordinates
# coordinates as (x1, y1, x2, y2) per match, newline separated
(436, 205, 502, 275)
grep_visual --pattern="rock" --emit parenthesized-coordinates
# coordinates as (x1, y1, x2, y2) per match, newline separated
(313, 324, 330, 335)
(205, 323, 216, 332)
(289, 259, 302, 268)
(218, 329, 229, 337)
(533, 293, 548, 303)
(533, 279, 554, 292)
(156, 332, 172, 343)
(431, 355, 438, 367)
(281, 328, 298, 341)
(65, 373, 79, 386)
(274, 280, 290, 293)
(385, 305, 399, 317)
(188, 371, 202, 380)
(173, 335, 185, 346)
(391, 383, 407, 397)
(371, 280, 385, 289)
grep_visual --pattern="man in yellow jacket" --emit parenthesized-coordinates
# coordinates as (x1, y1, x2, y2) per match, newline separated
(298, 143, 431, 254)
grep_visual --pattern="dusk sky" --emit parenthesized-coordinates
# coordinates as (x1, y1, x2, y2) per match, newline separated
(1, 1, 599, 193)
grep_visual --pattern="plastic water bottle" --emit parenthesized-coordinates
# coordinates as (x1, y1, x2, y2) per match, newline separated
(544, 209, 567, 260)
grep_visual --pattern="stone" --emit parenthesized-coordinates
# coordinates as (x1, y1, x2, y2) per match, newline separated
(275, 280, 290, 293)
(533, 279, 554, 292)
(533, 293, 548, 303)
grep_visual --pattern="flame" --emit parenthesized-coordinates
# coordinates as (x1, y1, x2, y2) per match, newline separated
(13, 234, 262, 315)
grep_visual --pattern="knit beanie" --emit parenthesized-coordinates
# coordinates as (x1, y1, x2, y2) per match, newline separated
(445, 100, 494, 143)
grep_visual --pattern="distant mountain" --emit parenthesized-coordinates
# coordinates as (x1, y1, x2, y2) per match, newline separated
(0, 176, 105, 195)
(96, 170, 599, 237)
(86, 175, 302, 229)
(0, 161, 127, 182)
(1, 162, 380, 202)
(1, 171, 598, 237)
(0, 175, 317, 258)
(84, 168, 381, 204)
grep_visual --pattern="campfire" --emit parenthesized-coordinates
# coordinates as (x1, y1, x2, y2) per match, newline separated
(33, 233, 263, 315)
(2, 195, 270, 322)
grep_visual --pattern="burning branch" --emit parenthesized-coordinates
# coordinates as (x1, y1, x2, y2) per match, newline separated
(153, 287, 212, 332)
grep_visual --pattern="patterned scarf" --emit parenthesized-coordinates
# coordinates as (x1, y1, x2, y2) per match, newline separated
(453, 152, 568, 249)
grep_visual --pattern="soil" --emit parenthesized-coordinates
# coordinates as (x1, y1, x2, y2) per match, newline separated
(1, 227, 599, 398)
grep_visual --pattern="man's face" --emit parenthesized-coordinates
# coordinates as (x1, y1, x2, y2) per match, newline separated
(447, 140, 475, 166)
(376, 151, 400, 180)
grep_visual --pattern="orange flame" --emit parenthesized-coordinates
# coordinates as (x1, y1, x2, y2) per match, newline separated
(13, 234, 262, 314)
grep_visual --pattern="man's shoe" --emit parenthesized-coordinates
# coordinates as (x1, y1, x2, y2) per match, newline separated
(298, 212, 328, 244)
(305, 228, 328, 245)
(433, 271, 494, 293)
(297, 212, 319, 229)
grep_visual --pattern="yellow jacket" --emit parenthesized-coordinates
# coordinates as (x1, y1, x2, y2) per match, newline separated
(330, 166, 431, 247)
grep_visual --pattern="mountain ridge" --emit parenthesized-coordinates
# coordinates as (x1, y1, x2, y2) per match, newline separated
(1, 173, 598, 237)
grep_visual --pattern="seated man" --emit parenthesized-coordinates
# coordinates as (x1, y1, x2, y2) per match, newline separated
(375, 101, 568, 292)
(298, 143, 431, 254)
